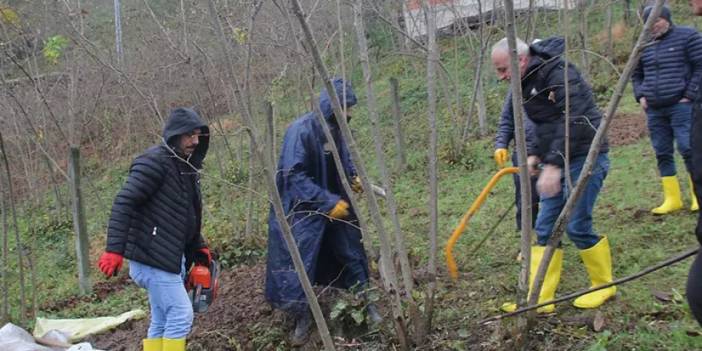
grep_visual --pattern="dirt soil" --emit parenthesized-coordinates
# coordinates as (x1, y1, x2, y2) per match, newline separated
(83, 112, 648, 350)
(86, 264, 286, 351)
(607, 112, 647, 147)
(86, 263, 387, 350)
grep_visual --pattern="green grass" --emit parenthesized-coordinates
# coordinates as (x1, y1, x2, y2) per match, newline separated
(5, 1, 702, 349)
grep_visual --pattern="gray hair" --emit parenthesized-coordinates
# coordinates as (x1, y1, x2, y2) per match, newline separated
(491, 37, 529, 56)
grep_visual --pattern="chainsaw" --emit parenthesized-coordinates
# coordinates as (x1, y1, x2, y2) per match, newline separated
(186, 259, 220, 313)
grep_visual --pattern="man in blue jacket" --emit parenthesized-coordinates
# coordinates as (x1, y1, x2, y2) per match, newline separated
(491, 36, 615, 313)
(494, 91, 540, 231)
(632, 6, 702, 214)
(265, 78, 380, 345)
(97, 108, 212, 351)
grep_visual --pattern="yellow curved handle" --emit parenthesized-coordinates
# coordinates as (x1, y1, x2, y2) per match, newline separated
(446, 167, 519, 280)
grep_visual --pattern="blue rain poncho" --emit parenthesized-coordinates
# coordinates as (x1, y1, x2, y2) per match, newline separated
(265, 79, 369, 314)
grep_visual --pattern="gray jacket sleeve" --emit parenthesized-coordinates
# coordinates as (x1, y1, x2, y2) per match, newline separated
(495, 90, 515, 149)
(495, 89, 538, 155)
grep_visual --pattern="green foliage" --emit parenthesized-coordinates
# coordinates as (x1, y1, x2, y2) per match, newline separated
(0, 6, 19, 26)
(440, 138, 493, 171)
(211, 234, 266, 267)
(249, 322, 288, 350)
(232, 27, 248, 45)
(329, 288, 380, 327)
(42, 35, 68, 65)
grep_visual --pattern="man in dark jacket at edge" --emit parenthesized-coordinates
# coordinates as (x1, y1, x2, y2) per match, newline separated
(633, 6, 702, 215)
(494, 90, 540, 231)
(491, 37, 615, 313)
(265, 78, 381, 345)
(97, 108, 212, 351)
(686, 0, 702, 328)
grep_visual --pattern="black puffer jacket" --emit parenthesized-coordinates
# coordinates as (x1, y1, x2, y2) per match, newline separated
(521, 37, 608, 167)
(105, 108, 210, 274)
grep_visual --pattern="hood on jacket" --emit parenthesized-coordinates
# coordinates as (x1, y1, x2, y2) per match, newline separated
(643, 5, 672, 25)
(319, 78, 358, 121)
(529, 36, 565, 61)
(162, 107, 210, 169)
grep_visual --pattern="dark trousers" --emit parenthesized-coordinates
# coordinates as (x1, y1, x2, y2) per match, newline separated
(687, 97, 702, 327)
(646, 103, 693, 176)
(692, 102, 702, 244)
(512, 153, 540, 231)
(688, 254, 702, 326)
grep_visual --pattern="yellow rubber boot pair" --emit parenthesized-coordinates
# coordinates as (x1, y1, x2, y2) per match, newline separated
(144, 338, 185, 351)
(501, 246, 563, 313)
(143, 338, 162, 351)
(573, 236, 616, 309)
(690, 176, 699, 212)
(651, 176, 683, 214)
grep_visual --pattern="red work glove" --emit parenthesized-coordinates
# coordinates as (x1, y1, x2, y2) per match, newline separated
(97, 252, 123, 278)
(195, 247, 212, 266)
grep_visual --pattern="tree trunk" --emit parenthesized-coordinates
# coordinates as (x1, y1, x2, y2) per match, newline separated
(526, 0, 537, 42)
(606, 2, 614, 59)
(420, 0, 439, 342)
(477, 71, 487, 137)
(69, 147, 92, 295)
(501, 0, 535, 329)
(562, 0, 573, 191)
(389, 78, 407, 172)
(0, 132, 26, 324)
(265, 101, 276, 167)
(206, 1, 335, 349)
(0, 157, 8, 323)
(578, 0, 590, 81)
(290, 1, 410, 349)
(245, 141, 255, 238)
(354, 0, 419, 344)
(114, 0, 124, 67)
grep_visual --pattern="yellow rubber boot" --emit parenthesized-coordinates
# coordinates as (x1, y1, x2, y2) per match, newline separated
(690, 176, 699, 212)
(651, 176, 683, 214)
(573, 236, 616, 309)
(143, 338, 162, 351)
(501, 246, 563, 313)
(162, 338, 185, 351)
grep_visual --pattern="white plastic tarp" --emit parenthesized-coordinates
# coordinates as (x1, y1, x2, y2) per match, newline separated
(33, 309, 145, 343)
(0, 323, 101, 351)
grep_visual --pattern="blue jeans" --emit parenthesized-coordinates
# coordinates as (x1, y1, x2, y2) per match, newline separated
(535, 154, 609, 250)
(646, 103, 693, 176)
(129, 258, 193, 339)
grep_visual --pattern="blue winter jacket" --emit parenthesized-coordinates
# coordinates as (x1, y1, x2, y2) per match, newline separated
(632, 25, 702, 108)
(265, 79, 369, 314)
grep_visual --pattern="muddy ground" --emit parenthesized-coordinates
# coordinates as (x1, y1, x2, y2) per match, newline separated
(83, 112, 648, 350)
(607, 112, 647, 147)
(86, 263, 389, 350)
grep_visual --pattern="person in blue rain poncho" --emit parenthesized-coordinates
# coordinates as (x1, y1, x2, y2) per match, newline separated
(265, 78, 381, 345)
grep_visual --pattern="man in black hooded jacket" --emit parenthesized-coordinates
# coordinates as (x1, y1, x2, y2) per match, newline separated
(97, 107, 212, 351)
(491, 37, 615, 313)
